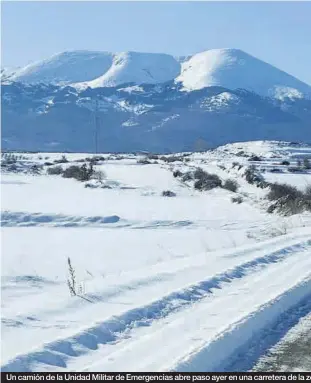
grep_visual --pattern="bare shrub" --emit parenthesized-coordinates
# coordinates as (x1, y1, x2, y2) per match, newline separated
(173, 170, 183, 178)
(223, 179, 239, 192)
(162, 190, 176, 197)
(147, 154, 159, 160)
(231, 196, 243, 204)
(54, 155, 69, 164)
(160, 155, 184, 163)
(266, 182, 311, 216)
(92, 170, 106, 183)
(248, 155, 262, 162)
(267, 183, 303, 201)
(93, 156, 106, 162)
(267, 196, 305, 216)
(63, 164, 94, 181)
(244, 166, 265, 186)
(194, 169, 222, 191)
(236, 151, 247, 157)
(115, 155, 125, 161)
(47, 165, 63, 175)
(182, 172, 194, 182)
(85, 156, 106, 164)
(194, 167, 206, 179)
(30, 165, 41, 174)
(137, 159, 152, 165)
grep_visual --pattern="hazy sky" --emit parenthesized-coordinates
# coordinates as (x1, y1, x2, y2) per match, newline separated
(2, 1, 311, 84)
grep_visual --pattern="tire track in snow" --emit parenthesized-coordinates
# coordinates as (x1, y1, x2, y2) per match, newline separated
(2, 238, 311, 372)
(3, 234, 311, 330)
(81, 257, 310, 372)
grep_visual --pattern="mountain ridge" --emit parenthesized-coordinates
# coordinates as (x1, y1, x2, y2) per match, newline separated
(3, 48, 310, 99)
(2, 48, 311, 153)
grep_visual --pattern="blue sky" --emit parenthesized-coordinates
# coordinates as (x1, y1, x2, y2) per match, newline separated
(2, 1, 311, 84)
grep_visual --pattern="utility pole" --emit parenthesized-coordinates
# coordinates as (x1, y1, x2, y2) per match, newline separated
(94, 98, 99, 154)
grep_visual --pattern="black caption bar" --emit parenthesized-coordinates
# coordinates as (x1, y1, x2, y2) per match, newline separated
(1, 372, 311, 382)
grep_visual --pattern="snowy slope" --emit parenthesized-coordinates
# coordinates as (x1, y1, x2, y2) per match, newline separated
(74, 51, 181, 88)
(199, 140, 311, 191)
(176, 48, 311, 99)
(9, 51, 114, 85)
(215, 140, 311, 159)
(9, 50, 181, 88)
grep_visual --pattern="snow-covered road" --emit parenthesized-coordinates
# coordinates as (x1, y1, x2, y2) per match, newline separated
(2, 234, 310, 372)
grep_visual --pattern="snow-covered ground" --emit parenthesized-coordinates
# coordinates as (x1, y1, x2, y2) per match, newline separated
(1, 141, 311, 372)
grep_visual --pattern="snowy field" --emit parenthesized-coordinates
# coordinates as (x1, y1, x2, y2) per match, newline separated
(1, 141, 311, 372)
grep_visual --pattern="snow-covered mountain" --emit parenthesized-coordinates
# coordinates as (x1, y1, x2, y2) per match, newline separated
(6, 51, 115, 85)
(5, 48, 311, 100)
(75, 51, 181, 89)
(2, 80, 311, 153)
(176, 48, 311, 99)
(2, 48, 311, 153)
(7, 50, 182, 88)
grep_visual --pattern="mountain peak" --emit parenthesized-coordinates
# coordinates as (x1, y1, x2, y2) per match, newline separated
(176, 48, 311, 98)
(8, 51, 115, 85)
(76, 51, 181, 88)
